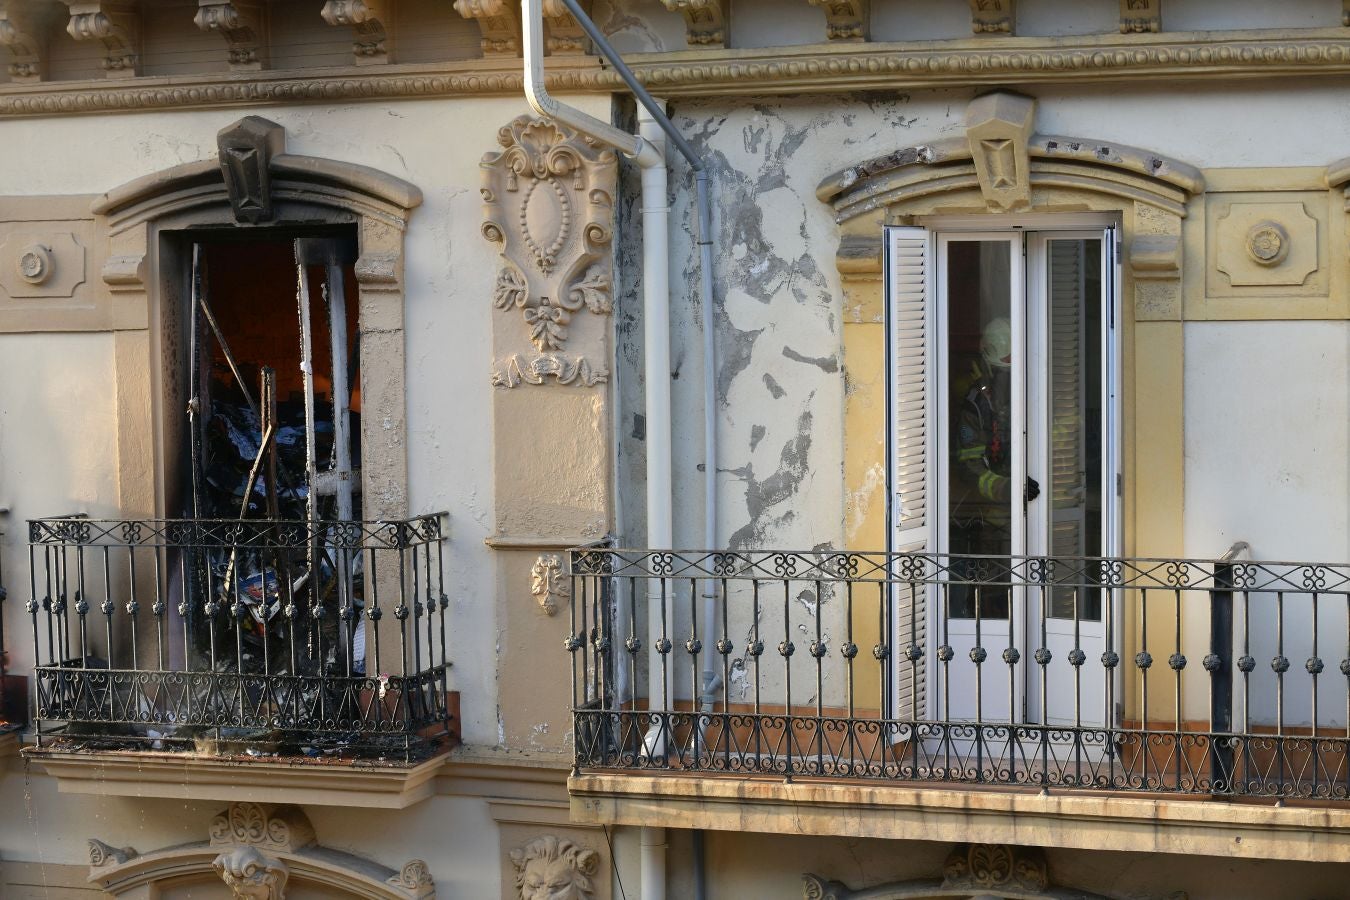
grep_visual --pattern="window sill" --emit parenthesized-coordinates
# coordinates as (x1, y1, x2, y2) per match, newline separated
(25, 746, 448, 809)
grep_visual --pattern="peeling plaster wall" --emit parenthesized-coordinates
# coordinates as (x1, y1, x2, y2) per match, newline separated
(613, 79, 1350, 704)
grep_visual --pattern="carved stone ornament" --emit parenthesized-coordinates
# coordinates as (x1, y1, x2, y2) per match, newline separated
(969, 0, 1014, 34)
(808, 0, 868, 41)
(491, 352, 608, 388)
(63, 2, 139, 77)
(208, 802, 317, 854)
(217, 115, 285, 224)
(1246, 220, 1290, 266)
(662, 0, 730, 48)
(542, 0, 592, 55)
(454, 0, 522, 57)
(88, 802, 435, 899)
(943, 843, 1048, 892)
(1120, 0, 1161, 33)
(88, 839, 138, 867)
(214, 844, 289, 900)
(0, 0, 49, 82)
(481, 115, 617, 378)
(510, 835, 598, 900)
(195, 0, 263, 70)
(965, 91, 1035, 210)
(1213, 201, 1319, 288)
(530, 553, 570, 615)
(804, 843, 1106, 899)
(387, 859, 436, 900)
(321, 0, 391, 65)
(0, 231, 86, 299)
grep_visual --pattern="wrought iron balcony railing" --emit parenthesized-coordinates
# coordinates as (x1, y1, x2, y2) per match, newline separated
(568, 547, 1350, 800)
(27, 515, 451, 760)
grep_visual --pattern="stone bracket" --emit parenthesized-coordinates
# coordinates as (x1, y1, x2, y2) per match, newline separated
(454, 0, 521, 57)
(808, 0, 868, 42)
(321, 0, 391, 65)
(1129, 234, 1180, 280)
(1120, 0, 1161, 33)
(542, 0, 592, 55)
(662, 0, 729, 48)
(0, 0, 51, 82)
(194, 0, 264, 71)
(63, 2, 139, 78)
(969, 0, 1014, 34)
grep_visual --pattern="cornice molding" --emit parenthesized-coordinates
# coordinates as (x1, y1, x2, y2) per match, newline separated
(1, 31, 1350, 117)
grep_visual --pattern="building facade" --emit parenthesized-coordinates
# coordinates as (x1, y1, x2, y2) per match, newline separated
(1, 0, 1349, 897)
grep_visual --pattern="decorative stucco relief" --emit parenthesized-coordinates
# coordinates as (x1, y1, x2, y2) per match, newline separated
(1206, 193, 1328, 297)
(89, 802, 436, 899)
(543, 0, 592, 55)
(63, 2, 139, 77)
(0, 231, 86, 298)
(1120, 0, 1161, 33)
(88, 839, 138, 867)
(530, 553, 570, 615)
(969, 0, 1014, 34)
(807, 0, 868, 41)
(387, 859, 436, 900)
(803, 843, 1110, 899)
(0, 0, 48, 82)
(661, 0, 729, 47)
(510, 835, 598, 900)
(455, 0, 523, 56)
(194, 0, 263, 70)
(481, 115, 616, 386)
(321, 0, 391, 65)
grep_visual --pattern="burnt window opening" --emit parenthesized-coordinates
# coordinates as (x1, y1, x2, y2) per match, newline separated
(185, 233, 362, 525)
(170, 227, 374, 686)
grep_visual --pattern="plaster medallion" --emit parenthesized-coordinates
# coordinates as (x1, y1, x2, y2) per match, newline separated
(17, 243, 51, 284)
(1246, 220, 1289, 266)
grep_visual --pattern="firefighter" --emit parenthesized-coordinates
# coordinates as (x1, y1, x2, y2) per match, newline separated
(953, 316, 1013, 519)
(949, 317, 1014, 618)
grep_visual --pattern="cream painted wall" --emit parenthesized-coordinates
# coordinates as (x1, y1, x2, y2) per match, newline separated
(0, 91, 613, 750)
(0, 92, 615, 895)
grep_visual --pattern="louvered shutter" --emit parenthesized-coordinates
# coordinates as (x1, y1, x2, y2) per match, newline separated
(1048, 239, 1087, 571)
(887, 226, 933, 719)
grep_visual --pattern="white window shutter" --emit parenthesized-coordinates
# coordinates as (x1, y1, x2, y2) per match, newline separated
(887, 225, 933, 720)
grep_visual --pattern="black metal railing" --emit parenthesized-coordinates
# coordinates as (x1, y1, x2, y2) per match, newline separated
(568, 547, 1350, 800)
(27, 514, 451, 759)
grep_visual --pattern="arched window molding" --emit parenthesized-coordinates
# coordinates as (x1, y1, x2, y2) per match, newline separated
(89, 802, 435, 899)
(88, 115, 422, 522)
(818, 91, 1203, 590)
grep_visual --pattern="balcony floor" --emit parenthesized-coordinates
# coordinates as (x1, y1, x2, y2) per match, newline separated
(569, 771, 1350, 863)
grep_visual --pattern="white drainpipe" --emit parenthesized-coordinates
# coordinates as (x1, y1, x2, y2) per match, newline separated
(522, 3, 672, 897)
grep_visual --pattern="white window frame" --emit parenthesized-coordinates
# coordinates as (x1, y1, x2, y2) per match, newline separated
(885, 213, 1123, 724)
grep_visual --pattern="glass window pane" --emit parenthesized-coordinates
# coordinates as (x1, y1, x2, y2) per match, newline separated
(946, 240, 1012, 620)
